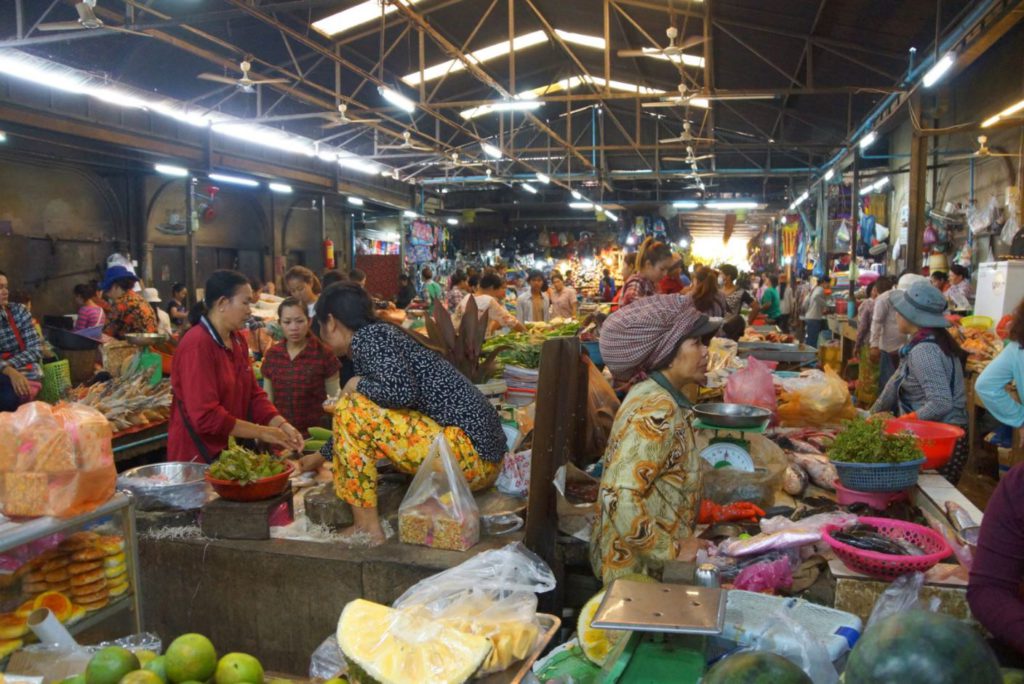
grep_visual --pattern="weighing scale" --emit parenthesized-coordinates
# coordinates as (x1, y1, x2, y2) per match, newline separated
(125, 333, 168, 386)
(693, 419, 767, 473)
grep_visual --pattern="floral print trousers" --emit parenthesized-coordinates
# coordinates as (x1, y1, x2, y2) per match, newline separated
(332, 393, 500, 508)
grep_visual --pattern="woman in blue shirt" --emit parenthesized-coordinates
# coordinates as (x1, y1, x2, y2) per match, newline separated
(976, 299, 1024, 444)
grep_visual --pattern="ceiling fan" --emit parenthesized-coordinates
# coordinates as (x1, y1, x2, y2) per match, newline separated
(659, 122, 714, 145)
(38, 0, 150, 36)
(234, 104, 378, 128)
(378, 131, 433, 152)
(663, 144, 714, 163)
(433, 151, 486, 170)
(197, 60, 289, 93)
(945, 135, 1022, 161)
(618, 26, 703, 61)
(321, 104, 380, 129)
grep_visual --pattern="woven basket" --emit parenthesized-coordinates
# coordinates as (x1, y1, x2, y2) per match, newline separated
(39, 359, 71, 403)
(831, 458, 925, 492)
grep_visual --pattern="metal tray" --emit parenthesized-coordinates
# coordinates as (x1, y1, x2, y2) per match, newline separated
(738, 341, 817, 363)
(692, 402, 771, 429)
(118, 462, 210, 510)
(591, 580, 725, 635)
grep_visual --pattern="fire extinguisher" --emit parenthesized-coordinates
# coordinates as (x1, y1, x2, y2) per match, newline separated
(323, 238, 335, 269)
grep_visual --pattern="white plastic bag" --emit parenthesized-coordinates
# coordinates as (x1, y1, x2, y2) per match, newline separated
(1001, 207, 1020, 246)
(397, 434, 480, 551)
(393, 543, 556, 674)
(968, 196, 998, 235)
(865, 571, 938, 630)
(752, 609, 839, 684)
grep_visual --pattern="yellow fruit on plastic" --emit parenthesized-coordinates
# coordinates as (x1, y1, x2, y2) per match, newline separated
(337, 599, 492, 684)
(577, 589, 627, 666)
(164, 634, 217, 684)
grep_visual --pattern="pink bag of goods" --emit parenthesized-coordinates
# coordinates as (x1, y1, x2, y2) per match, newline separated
(724, 356, 778, 417)
(0, 401, 116, 518)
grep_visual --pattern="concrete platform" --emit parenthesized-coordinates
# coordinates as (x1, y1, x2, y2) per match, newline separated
(139, 532, 524, 674)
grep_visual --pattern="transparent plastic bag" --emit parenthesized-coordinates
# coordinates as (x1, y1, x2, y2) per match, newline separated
(397, 434, 480, 551)
(724, 356, 777, 417)
(751, 609, 839, 684)
(0, 402, 115, 518)
(968, 196, 998, 235)
(777, 367, 857, 427)
(865, 571, 937, 630)
(496, 450, 531, 498)
(393, 543, 555, 675)
(733, 556, 793, 593)
(309, 634, 346, 679)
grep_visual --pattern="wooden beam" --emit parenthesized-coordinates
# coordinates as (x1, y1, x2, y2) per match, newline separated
(908, 130, 929, 274)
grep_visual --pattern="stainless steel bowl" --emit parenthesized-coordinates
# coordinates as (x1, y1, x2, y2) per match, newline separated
(118, 462, 210, 510)
(693, 403, 772, 429)
(125, 333, 169, 347)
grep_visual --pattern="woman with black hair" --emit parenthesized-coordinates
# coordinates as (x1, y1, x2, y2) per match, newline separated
(871, 280, 969, 484)
(73, 281, 107, 331)
(316, 283, 506, 544)
(99, 265, 157, 340)
(516, 270, 550, 324)
(166, 283, 189, 330)
(719, 264, 760, 323)
(619, 238, 673, 308)
(167, 270, 305, 462)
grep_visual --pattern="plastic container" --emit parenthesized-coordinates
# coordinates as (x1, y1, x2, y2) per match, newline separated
(960, 315, 993, 331)
(206, 462, 293, 502)
(884, 418, 963, 470)
(581, 340, 604, 369)
(831, 458, 925, 492)
(833, 479, 909, 510)
(823, 517, 952, 580)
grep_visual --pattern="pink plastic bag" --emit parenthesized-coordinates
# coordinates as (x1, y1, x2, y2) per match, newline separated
(724, 356, 778, 418)
(733, 556, 793, 593)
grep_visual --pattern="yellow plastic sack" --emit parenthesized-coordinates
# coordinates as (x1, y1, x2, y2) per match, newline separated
(777, 366, 857, 427)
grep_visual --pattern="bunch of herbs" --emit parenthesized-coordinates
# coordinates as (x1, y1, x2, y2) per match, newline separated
(829, 417, 923, 464)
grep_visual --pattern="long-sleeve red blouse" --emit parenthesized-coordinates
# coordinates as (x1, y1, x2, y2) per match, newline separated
(167, 317, 278, 462)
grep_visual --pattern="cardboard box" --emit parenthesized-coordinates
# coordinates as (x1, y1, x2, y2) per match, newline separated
(997, 446, 1024, 479)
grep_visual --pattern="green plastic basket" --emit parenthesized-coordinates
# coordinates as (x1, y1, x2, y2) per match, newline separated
(39, 359, 71, 403)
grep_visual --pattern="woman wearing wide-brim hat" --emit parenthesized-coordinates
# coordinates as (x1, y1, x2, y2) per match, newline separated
(871, 280, 969, 484)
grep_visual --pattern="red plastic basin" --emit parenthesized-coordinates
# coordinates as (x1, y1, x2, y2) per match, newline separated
(206, 462, 294, 502)
(884, 418, 964, 471)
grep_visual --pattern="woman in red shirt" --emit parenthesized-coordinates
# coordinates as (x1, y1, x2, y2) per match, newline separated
(168, 270, 304, 462)
(619, 238, 673, 308)
(261, 298, 340, 472)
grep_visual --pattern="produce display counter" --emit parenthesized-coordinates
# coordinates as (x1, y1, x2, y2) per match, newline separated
(138, 526, 524, 674)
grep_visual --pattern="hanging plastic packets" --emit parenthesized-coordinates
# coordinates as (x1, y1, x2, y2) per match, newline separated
(968, 196, 999, 235)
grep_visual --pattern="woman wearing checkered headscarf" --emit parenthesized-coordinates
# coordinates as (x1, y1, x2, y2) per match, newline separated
(590, 294, 720, 584)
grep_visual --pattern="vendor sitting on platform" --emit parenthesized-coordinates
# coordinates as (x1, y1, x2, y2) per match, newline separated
(100, 265, 157, 340)
(0, 272, 43, 411)
(591, 295, 719, 584)
(316, 283, 507, 545)
(870, 280, 969, 484)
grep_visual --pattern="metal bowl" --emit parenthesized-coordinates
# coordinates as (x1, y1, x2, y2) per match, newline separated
(118, 462, 210, 510)
(125, 333, 169, 347)
(692, 402, 772, 429)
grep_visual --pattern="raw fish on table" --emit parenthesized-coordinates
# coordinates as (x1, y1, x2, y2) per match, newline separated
(782, 464, 809, 496)
(787, 451, 838, 491)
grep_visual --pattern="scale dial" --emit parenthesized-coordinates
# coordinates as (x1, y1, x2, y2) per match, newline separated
(699, 441, 755, 472)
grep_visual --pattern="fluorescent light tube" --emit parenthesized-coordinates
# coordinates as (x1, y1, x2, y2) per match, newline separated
(0, 132, 6, 143)
(673, 200, 699, 209)
(571, 189, 583, 200)
(536, 172, 551, 184)
(403, 210, 418, 218)
(447, 218, 459, 226)
(824, 168, 835, 181)
(603, 210, 618, 221)
(209, 173, 259, 187)
(569, 201, 594, 210)
(348, 197, 364, 206)
(154, 164, 189, 177)
(521, 183, 538, 194)
(481, 142, 502, 159)
(268, 183, 293, 193)
(313, 0, 426, 38)
(460, 99, 543, 119)
(859, 131, 877, 149)
(704, 200, 759, 210)
(981, 98, 1024, 128)
(922, 53, 955, 88)
(379, 86, 416, 113)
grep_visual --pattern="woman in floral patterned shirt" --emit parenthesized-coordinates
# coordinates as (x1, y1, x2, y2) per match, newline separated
(591, 295, 719, 583)
(100, 266, 157, 340)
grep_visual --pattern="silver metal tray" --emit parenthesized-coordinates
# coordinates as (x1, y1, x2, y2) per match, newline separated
(118, 462, 210, 510)
(591, 580, 725, 635)
(692, 402, 771, 429)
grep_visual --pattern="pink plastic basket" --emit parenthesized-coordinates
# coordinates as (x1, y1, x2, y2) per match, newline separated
(822, 516, 952, 580)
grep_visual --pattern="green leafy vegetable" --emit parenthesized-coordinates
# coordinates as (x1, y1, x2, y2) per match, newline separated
(210, 438, 287, 484)
(828, 418, 924, 464)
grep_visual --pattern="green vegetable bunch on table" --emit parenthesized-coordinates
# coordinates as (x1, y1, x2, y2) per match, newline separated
(828, 417, 922, 464)
(209, 438, 288, 483)
(483, 321, 582, 370)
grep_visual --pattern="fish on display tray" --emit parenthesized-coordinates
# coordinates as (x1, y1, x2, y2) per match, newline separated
(787, 452, 837, 491)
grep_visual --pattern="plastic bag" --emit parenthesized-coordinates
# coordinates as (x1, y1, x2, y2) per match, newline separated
(865, 571, 937, 630)
(393, 543, 555, 674)
(968, 196, 998, 235)
(724, 356, 777, 417)
(751, 609, 839, 684)
(496, 449, 531, 498)
(777, 367, 857, 427)
(0, 402, 115, 518)
(760, 511, 857, 535)
(582, 356, 620, 465)
(734, 556, 793, 593)
(1001, 207, 1020, 246)
(397, 434, 480, 551)
(309, 634, 346, 679)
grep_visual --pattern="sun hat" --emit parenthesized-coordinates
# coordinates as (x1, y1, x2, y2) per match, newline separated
(599, 294, 721, 381)
(100, 265, 139, 291)
(897, 273, 928, 291)
(891, 280, 951, 329)
(141, 288, 161, 304)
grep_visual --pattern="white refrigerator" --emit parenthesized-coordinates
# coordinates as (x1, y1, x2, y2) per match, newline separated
(974, 261, 1024, 323)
